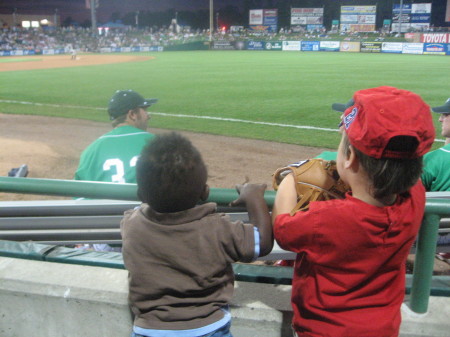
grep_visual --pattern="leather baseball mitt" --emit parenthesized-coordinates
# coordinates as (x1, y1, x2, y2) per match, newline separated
(272, 159, 350, 214)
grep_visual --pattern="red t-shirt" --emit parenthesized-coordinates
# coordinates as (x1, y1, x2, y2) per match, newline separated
(274, 182, 425, 337)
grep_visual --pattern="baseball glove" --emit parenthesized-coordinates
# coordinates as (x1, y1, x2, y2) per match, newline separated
(272, 159, 350, 215)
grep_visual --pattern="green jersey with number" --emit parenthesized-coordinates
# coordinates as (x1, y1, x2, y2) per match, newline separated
(421, 143, 450, 192)
(75, 125, 154, 183)
(315, 151, 337, 161)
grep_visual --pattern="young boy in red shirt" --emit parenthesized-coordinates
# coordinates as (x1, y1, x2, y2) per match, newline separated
(272, 86, 435, 337)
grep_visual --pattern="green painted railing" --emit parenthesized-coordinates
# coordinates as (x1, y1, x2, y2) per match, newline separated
(0, 176, 448, 313)
(410, 200, 450, 313)
(0, 177, 276, 206)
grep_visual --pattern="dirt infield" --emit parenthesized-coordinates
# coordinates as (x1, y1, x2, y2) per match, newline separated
(0, 54, 153, 72)
(0, 113, 329, 201)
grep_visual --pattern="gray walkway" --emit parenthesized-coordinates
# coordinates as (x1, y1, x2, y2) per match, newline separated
(400, 296, 450, 337)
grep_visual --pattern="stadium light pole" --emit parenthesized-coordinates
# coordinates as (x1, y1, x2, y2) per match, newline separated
(90, 0, 98, 35)
(12, 8, 17, 27)
(54, 9, 58, 27)
(209, 0, 213, 41)
(398, 0, 403, 36)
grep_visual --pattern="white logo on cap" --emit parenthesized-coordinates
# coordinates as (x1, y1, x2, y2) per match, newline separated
(344, 107, 358, 129)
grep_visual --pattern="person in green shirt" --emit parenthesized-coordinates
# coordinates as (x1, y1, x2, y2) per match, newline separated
(75, 90, 158, 184)
(421, 98, 450, 192)
(421, 99, 450, 259)
(74, 90, 157, 252)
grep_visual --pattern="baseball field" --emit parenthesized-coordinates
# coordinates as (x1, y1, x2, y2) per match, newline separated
(1, 51, 448, 148)
(0, 51, 448, 199)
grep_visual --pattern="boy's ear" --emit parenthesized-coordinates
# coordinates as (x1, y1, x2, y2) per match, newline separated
(345, 145, 359, 170)
(200, 184, 210, 201)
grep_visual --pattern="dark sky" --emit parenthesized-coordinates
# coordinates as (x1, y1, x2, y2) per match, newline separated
(0, 0, 243, 23)
(1, 0, 448, 27)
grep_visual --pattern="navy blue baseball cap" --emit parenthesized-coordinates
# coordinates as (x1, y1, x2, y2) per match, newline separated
(432, 98, 450, 114)
(332, 99, 354, 112)
(107, 90, 158, 120)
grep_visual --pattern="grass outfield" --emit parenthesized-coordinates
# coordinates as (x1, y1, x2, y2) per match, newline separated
(1, 51, 448, 150)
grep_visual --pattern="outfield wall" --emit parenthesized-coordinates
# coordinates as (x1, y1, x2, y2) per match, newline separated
(2, 33, 450, 56)
(211, 40, 450, 55)
(0, 46, 163, 56)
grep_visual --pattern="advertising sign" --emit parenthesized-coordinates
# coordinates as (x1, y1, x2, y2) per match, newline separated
(291, 8, 324, 26)
(421, 33, 450, 43)
(357, 15, 376, 24)
(247, 41, 265, 50)
(301, 41, 320, 51)
(282, 41, 301, 51)
(361, 42, 382, 53)
(10, 50, 25, 56)
(249, 10, 263, 25)
(402, 43, 424, 54)
(412, 3, 432, 13)
(212, 41, 235, 50)
(410, 23, 431, 31)
(340, 41, 360, 52)
(249, 25, 271, 31)
(392, 3, 431, 32)
(423, 43, 446, 55)
(381, 42, 403, 53)
(411, 14, 431, 23)
(320, 41, 340, 51)
(234, 41, 245, 50)
(342, 6, 376, 13)
(340, 6, 376, 32)
(250, 9, 277, 32)
(263, 9, 278, 32)
(264, 9, 277, 21)
(265, 41, 283, 50)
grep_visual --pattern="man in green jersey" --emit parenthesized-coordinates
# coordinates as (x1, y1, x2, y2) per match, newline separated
(421, 98, 450, 192)
(75, 90, 158, 183)
(422, 99, 450, 260)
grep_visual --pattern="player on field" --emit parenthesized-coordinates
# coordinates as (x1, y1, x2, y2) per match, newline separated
(75, 89, 157, 184)
(74, 89, 157, 252)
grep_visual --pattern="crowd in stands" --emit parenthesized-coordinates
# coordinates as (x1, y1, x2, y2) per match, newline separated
(1, 23, 449, 53)
(0, 25, 435, 53)
(0, 26, 211, 52)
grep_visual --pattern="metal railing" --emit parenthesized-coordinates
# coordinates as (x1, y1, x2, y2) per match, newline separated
(410, 199, 450, 313)
(0, 176, 449, 314)
(0, 176, 276, 205)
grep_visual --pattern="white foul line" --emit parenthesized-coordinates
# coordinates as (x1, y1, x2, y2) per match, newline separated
(0, 99, 445, 142)
(0, 99, 339, 132)
(155, 112, 339, 132)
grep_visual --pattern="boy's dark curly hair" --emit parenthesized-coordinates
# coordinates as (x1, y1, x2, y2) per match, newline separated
(136, 132, 208, 213)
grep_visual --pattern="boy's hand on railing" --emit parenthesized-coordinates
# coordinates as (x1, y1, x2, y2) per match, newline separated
(229, 183, 267, 207)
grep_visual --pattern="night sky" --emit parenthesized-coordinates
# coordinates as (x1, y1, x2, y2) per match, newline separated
(0, 0, 243, 23)
(1, 0, 448, 27)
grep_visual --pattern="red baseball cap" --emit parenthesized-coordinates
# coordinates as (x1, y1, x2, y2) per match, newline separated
(332, 86, 435, 159)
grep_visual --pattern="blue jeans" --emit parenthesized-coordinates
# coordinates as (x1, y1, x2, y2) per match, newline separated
(131, 322, 233, 337)
(200, 322, 232, 337)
